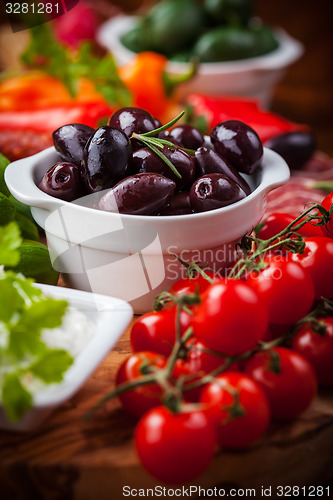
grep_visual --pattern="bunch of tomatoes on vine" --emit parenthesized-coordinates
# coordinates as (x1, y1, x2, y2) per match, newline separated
(86, 191, 333, 485)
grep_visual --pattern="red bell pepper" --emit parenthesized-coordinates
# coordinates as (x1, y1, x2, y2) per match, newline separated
(0, 101, 112, 133)
(185, 94, 307, 143)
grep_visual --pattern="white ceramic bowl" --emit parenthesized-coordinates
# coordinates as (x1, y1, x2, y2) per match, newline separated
(97, 15, 303, 107)
(5, 147, 289, 313)
(0, 284, 133, 432)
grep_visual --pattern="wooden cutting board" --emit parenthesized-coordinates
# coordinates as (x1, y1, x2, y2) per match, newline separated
(0, 322, 333, 500)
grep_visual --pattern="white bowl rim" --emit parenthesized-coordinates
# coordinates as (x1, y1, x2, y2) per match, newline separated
(5, 146, 290, 223)
(97, 14, 304, 74)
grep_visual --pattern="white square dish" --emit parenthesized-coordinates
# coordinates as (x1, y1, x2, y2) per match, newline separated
(0, 284, 133, 432)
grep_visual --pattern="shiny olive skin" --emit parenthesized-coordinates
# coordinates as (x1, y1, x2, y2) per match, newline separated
(190, 173, 247, 212)
(169, 124, 205, 150)
(39, 162, 87, 202)
(98, 173, 176, 215)
(108, 107, 156, 137)
(52, 123, 94, 166)
(81, 126, 132, 193)
(158, 191, 194, 216)
(211, 120, 263, 174)
(154, 117, 163, 129)
(264, 132, 316, 170)
(131, 146, 195, 190)
(194, 147, 251, 195)
(157, 131, 182, 146)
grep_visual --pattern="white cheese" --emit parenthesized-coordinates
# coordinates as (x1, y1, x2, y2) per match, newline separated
(41, 307, 95, 357)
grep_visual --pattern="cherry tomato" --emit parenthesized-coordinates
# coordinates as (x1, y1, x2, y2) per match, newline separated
(200, 372, 270, 449)
(130, 307, 192, 356)
(172, 339, 237, 402)
(244, 347, 317, 420)
(320, 192, 333, 238)
(115, 351, 167, 418)
(246, 256, 315, 325)
(258, 212, 322, 240)
(292, 317, 333, 387)
(291, 237, 333, 299)
(191, 280, 268, 355)
(135, 406, 216, 484)
(169, 270, 221, 296)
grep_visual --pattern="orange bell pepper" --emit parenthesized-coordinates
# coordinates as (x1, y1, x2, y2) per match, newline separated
(0, 72, 113, 132)
(0, 73, 109, 111)
(119, 52, 173, 121)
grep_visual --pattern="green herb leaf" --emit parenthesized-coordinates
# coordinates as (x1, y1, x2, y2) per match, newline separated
(75, 42, 131, 107)
(0, 275, 24, 323)
(30, 349, 73, 383)
(8, 323, 46, 358)
(0, 222, 22, 267)
(139, 139, 182, 179)
(0, 154, 10, 197)
(21, 24, 131, 107)
(2, 372, 33, 422)
(14, 297, 68, 333)
(0, 265, 71, 422)
(7, 297, 68, 358)
(184, 104, 209, 135)
(8, 273, 43, 305)
(141, 111, 185, 137)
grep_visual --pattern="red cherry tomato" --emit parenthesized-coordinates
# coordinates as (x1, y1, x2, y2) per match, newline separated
(246, 256, 315, 325)
(244, 347, 317, 420)
(291, 237, 333, 300)
(200, 372, 270, 449)
(169, 270, 221, 296)
(130, 307, 192, 356)
(135, 406, 216, 484)
(115, 351, 167, 418)
(292, 317, 333, 387)
(191, 280, 268, 355)
(320, 192, 333, 238)
(258, 212, 322, 240)
(172, 339, 237, 401)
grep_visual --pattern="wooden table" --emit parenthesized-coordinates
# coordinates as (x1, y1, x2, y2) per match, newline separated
(1, 323, 333, 499)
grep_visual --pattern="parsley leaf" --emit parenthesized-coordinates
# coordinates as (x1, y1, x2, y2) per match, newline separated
(16, 297, 68, 330)
(0, 274, 24, 323)
(7, 297, 68, 358)
(30, 349, 73, 383)
(2, 373, 33, 422)
(0, 154, 10, 197)
(6, 272, 43, 305)
(21, 24, 131, 107)
(0, 222, 22, 267)
(0, 214, 74, 423)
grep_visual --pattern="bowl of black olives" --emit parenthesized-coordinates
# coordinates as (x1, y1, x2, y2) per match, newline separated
(5, 106, 290, 313)
(97, 10, 303, 107)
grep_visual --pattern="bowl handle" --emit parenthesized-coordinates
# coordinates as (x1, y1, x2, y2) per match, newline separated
(260, 148, 290, 193)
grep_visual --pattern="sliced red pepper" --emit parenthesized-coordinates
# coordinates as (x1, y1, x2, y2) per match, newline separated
(185, 93, 307, 142)
(0, 101, 113, 132)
